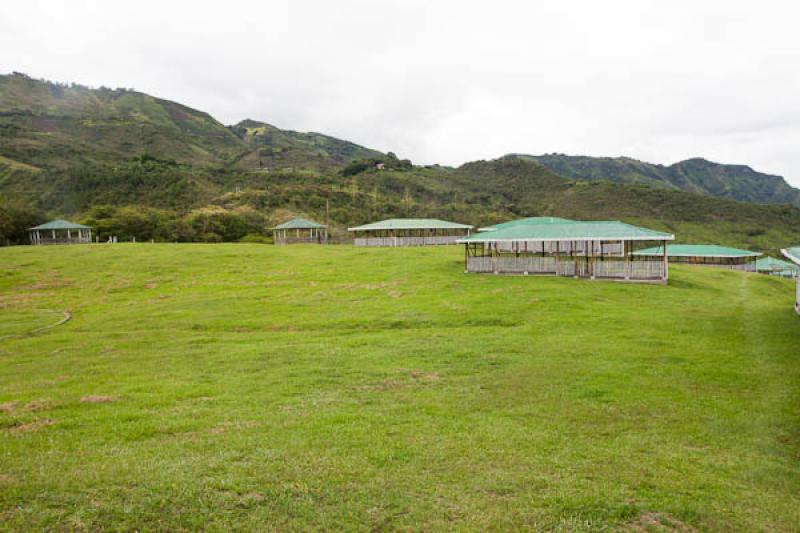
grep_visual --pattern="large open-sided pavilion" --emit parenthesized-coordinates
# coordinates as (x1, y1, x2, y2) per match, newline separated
(756, 256, 798, 278)
(273, 217, 328, 245)
(633, 244, 761, 272)
(28, 219, 92, 245)
(348, 218, 472, 247)
(459, 220, 674, 282)
(781, 247, 800, 314)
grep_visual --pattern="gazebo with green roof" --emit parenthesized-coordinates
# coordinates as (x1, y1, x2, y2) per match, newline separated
(348, 218, 473, 247)
(272, 217, 327, 245)
(633, 244, 761, 272)
(28, 219, 92, 245)
(781, 247, 800, 314)
(458, 220, 674, 282)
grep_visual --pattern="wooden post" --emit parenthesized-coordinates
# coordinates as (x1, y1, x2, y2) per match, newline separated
(663, 241, 669, 281)
(625, 240, 631, 280)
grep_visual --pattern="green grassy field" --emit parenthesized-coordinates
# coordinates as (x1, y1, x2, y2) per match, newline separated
(1, 244, 799, 531)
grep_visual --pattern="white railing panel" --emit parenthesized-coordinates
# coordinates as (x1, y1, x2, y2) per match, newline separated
(354, 236, 463, 247)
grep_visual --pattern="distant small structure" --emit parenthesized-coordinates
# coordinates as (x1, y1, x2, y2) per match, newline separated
(756, 256, 798, 278)
(781, 247, 800, 314)
(375, 163, 386, 170)
(633, 244, 761, 272)
(273, 217, 328, 245)
(28, 219, 92, 245)
(348, 218, 473, 247)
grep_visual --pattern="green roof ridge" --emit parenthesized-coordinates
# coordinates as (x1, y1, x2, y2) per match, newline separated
(461, 220, 673, 242)
(28, 219, 91, 230)
(479, 216, 577, 231)
(782, 246, 800, 265)
(348, 218, 473, 231)
(273, 217, 326, 230)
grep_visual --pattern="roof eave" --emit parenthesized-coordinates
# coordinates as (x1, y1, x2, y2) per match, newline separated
(781, 248, 800, 265)
(458, 234, 674, 244)
(635, 252, 762, 258)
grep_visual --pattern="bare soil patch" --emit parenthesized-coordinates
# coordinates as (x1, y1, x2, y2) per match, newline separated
(24, 399, 53, 412)
(625, 512, 696, 532)
(80, 395, 115, 404)
(7, 418, 55, 434)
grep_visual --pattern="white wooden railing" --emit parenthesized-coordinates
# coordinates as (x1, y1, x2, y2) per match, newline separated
(354, 236, 461, 247)
(493, 241, 623, 256)
(466, 256, 666, 280)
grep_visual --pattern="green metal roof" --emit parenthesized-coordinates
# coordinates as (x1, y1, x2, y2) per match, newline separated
(782, 247, 800, 265)
(348, 218, 473, 231)
(756, 256, 798, 273)
(273, 217, 326, 230)
(633, 244, 761, 258)
(28, 219, 90, 230)
(478, 217, 577, 232)
(459, 221, 673, 243)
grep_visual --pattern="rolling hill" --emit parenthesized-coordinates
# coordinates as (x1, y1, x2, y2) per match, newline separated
(509, 153, 800, 207)
(1, 72, 799, 253)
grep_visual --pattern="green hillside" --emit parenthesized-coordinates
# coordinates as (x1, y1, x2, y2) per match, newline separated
(229, 119, 383, 172)
(1, 73, 799, 253)
(0, 72, 245, 169)
(1, 244, 799, 531)
(511, 153, 800, 207)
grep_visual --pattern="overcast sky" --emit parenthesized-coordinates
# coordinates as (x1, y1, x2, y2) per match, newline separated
(2, 0, 800, 185)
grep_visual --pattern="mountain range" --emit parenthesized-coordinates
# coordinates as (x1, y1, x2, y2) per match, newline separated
(509, 153, 800, 207)
(1, 71, 799, 252)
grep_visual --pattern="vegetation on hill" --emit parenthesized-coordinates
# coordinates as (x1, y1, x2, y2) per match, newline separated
(510, 153, 800, 207)
(0, 72, 245, 170)
(1, 244, 798, 530)
(229, 119, 383, 172)
(1, 73, 799, 252)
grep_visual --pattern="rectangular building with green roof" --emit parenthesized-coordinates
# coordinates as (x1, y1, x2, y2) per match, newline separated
(781, 247, 800, 314)
(633, 244, 761, 272)
(348, 218, 473, 247)
(458, 220, 674, 283)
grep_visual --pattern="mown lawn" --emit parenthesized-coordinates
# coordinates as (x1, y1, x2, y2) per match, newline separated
(0, 244, 798, 531)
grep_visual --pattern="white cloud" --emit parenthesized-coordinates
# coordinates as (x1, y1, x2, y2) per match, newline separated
(1, 0, 799, 184)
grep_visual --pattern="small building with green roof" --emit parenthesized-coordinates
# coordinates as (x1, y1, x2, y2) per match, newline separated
(458, 219, 674, 282)
(272, 217, 327, 245)
(633, 244, 761, 272)
(348, 218, 472, 247)
(28, 219, 92, 245)
(781, 247, 800, 314)
(756, 256, 798, 278)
